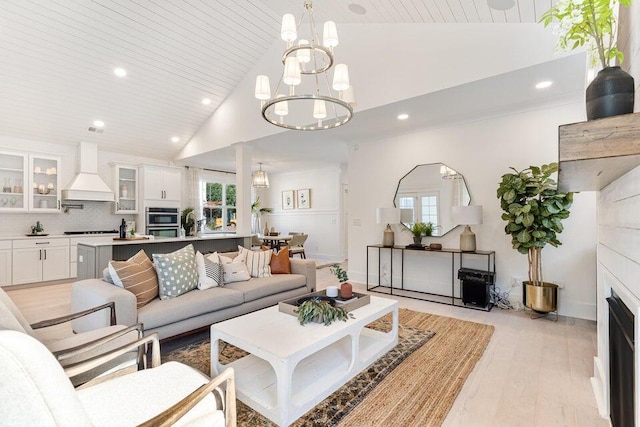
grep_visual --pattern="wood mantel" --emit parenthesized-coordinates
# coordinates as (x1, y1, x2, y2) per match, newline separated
(558, 112, 640, 191)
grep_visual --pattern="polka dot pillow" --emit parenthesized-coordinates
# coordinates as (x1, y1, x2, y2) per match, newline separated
(153, 244, 199, 299)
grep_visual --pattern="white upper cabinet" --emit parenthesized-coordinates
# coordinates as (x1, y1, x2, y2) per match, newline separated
(0, 151, 27, 212)
(140, 165, 181, 203)
(29, 154, 62, 213)
(113, 164, 138, 214)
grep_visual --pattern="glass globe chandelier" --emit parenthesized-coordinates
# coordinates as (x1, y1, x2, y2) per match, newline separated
(254, 1, 355, 131)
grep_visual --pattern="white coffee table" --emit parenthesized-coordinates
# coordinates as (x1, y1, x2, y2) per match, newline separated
(210, 296, 398, 426)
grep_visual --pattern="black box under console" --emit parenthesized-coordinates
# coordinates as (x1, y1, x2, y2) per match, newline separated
(458, 268, 496, 308)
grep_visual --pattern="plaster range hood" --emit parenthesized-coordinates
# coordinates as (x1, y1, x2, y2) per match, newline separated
(62, 142, 115, 202)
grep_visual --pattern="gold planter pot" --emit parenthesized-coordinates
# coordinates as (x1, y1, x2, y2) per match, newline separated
(525, 281, 558, 313)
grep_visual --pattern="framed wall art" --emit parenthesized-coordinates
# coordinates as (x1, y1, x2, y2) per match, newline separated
(282, 190, 294, 210)
(297, 188, 310, 209)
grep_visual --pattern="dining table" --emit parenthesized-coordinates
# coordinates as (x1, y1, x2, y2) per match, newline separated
(258, 234, 292, 251)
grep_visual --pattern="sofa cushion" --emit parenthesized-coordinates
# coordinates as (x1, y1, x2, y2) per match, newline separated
(225, 274, 306, 303)
(138, 287, 244, 330)
(270, 247, 291, 274)
(153, 244, 199, 300)
(108, 250, 158, 308)
(238, 246, 272, 278)
(195, 251, 222, 290)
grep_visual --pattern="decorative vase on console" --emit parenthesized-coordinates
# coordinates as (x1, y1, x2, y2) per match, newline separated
(263, 222, 269, 236)
(541, 0, 634, 121)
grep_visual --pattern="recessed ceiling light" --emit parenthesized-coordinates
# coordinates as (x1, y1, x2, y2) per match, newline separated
(93, 120, 105, 128)
(536, 80, 553, 89)
(202, 98, 212, 105)
(487, 0, 515, 11)
(171, 137, 180, 143)
(397, 113, 409, 120)
(348, 3, 367, 15)
(113, 67, 127, 77)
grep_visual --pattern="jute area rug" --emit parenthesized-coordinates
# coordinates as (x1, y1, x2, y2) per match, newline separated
(164, 309, 494, 426)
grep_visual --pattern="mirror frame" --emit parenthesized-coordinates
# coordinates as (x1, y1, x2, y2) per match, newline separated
(393, 163, 471, 237)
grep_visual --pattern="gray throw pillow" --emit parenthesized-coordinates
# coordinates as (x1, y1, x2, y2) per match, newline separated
(153, 244, 199, 299)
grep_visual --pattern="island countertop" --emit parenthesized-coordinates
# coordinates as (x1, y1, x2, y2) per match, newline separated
(76, 233, 252, 280)
(77, 233, 252, 247)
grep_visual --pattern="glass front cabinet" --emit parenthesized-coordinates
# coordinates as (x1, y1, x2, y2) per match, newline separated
(0, 151, 28, 212)
(29, 154, 62, 213)
(113, 164, 138, 214)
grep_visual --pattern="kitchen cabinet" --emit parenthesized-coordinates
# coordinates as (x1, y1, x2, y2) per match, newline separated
(29, 154, 62, 212)
(0, 241, 12, 286)
(12, 238, 69, 285)
(140, 165, 182, 203)
(69, 235, 117, 278)
(112, 164, 138, 213)
(0, 151, 27, 212)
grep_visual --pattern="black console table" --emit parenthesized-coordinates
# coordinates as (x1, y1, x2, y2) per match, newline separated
(366, 245, 496, 311)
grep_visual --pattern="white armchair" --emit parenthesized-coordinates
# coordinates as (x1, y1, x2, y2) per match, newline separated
(0, 329, 236, 427)
(0, 286, 142, 386)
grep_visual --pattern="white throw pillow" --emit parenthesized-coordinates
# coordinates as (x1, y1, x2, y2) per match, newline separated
(238, 246, 272, 278)
(220, 261, 251, 283)
(195, 251, 222, 289)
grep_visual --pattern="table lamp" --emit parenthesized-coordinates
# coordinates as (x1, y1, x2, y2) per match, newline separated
(376, 208, 401, 247)
(452, 205, 483, 252)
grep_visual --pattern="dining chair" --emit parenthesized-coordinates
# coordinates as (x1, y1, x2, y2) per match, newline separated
(288, 233, 308, 258)
(0, 286, 142, 387)
(0, 329, 236, 427)
(251, 235, 264, 249)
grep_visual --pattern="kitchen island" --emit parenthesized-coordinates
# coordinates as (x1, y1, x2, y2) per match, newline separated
(76, 233, 251, 280)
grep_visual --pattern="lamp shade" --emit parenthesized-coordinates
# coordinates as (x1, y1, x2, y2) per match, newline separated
(283, 57, 301, 86)
(252, 163, 269, 188)
(332, 64, 350, 91)
(376, 208, 400, 224)
(313, 99, 327, 119)
(281, 13, 297, 42)
(296, 39, 311, 63)
(452, 205, 483, 225)
(323, 21, 339, 47)
(254, 75, 271, 100)
(274, 94, 288, 116)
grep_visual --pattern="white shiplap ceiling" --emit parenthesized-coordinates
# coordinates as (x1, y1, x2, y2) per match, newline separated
(0, 0, 557, 160)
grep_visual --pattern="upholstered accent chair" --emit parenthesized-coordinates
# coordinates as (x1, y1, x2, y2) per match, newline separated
(0, 286, 142, 386)
(288, 234, 308, 258)
(0, 329, 236, 426)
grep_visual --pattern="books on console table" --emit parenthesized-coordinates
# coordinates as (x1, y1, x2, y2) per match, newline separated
(279, 290, 370, 319)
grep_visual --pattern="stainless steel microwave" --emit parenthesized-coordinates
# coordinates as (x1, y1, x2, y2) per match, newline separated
(146, 207, 179, 227)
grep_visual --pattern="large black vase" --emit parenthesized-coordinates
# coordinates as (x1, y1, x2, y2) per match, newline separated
(586, 66, 635, 121)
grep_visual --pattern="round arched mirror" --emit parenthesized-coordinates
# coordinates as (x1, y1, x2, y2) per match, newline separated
(394, 163, 470, 236)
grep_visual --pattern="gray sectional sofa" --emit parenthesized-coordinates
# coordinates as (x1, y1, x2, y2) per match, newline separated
(71, 251, 316, 340)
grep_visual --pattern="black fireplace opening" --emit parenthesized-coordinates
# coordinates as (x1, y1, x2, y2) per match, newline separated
(607, 291, 635, 427)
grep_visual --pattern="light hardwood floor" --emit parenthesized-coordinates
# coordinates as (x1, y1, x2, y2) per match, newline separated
(7, 265, 607, 427)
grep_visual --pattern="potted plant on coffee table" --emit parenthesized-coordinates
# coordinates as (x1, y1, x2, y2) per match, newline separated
(497, 163, 573, 315)
(540, 0, 634, 120)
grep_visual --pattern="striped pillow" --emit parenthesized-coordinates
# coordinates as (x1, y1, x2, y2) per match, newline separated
(108, 250, 159, 308)
(238, 246, 272, 278)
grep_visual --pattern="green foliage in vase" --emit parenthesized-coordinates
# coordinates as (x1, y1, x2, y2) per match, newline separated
(330, 264, 349, 283)
(251, 197, 273, 215)
(540, 0, 632, 68)
(405, 222, 435, 238)
(497, 163, 574, 286)
(181, 207, 195, 233)
(296, 299, 354, 326)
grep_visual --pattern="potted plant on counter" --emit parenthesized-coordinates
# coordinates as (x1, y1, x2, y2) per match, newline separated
(540, 0, 634, 120)
(497, 163, 573, 315)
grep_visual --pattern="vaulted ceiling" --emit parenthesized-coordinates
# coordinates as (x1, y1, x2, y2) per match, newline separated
(0, 0, 561, 162)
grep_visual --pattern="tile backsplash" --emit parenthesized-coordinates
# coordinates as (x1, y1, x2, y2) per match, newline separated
(0, 202, 136, 236)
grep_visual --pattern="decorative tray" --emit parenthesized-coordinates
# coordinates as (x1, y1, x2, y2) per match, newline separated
(278, 290, 370, 320)
(25, 233, 49, 237)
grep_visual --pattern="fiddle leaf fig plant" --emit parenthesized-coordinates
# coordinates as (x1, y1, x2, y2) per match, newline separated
(497, 163, 574, 287)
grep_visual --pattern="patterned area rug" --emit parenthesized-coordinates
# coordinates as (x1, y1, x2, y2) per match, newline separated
(163, 309, 494, 426)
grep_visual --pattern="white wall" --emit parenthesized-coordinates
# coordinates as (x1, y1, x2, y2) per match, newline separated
(0, 136, 177, 236)
(258, 166, 343, 262)
(348, 100, 598, 320)
(619, 1, 640, 104)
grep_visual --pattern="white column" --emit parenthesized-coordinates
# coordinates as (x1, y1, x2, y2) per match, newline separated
(235, 143, 252, 235)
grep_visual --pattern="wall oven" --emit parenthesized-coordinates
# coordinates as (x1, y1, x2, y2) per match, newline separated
(146, 207, 179, 237)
